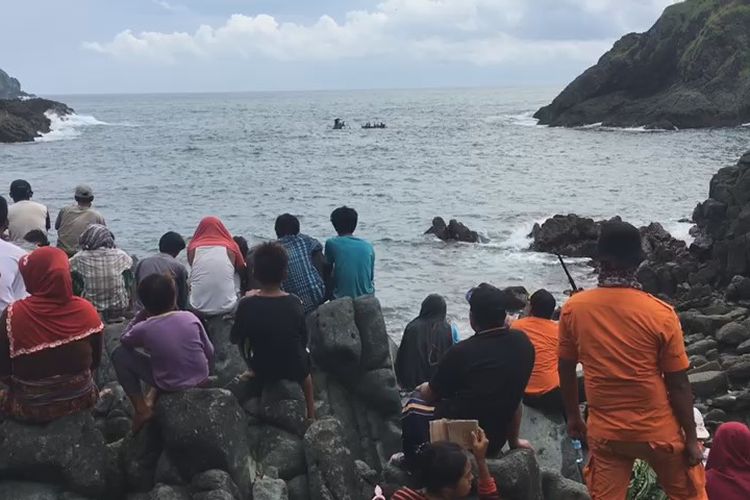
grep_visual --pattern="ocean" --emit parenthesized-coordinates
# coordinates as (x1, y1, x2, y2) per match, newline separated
(2, 88, 749, 340)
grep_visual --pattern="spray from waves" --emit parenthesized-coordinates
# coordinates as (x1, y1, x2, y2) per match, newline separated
(34, 111, 109, 142)
(507, 111, 541, 127)
(663, 220, 695, 244)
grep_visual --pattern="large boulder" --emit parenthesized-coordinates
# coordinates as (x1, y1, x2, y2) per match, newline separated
(688, 370, 728, 398)
(353, 295, 392, 370)
(487, 449, 543, 500)
(257, 426, 306, 481)
(253, 477, 289, 500)
(204, 316, 246, 385)
(541, 469, 590, 500)
(529, 215, 600, 258)
(0, 481, 62, 500)
(520, 405, 580, 480)
(425, 217, 482, 243)
(0, 98, 74, 143)
(156, 389, 255, 498)
(308, 299, 362, 377)
(0, 412, 116, 497)
(303, 418, 362, 500)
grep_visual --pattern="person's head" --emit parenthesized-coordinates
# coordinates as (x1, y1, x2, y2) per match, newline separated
(24, 229, 50, 247)
(528, 289, 556, 319)
(158, 231, 186, 257)
(74, 184, 95, 206)
(275, 213, 301, 238)
(468, 283, 509, 332)
(330, 206, 358, 235)
(233, 236, 249, 258)
(252, 241, 288, 286)
(19, 247, 75, 301)
(138, 273, 176, 315)
(9, 179, 32, 202)
(0, 195, 8, 232)
(79, 224, 115, 250)
(706, 421, 750, 471)
(414, 442, 473, 498)
(598, 220, 643, 271)
(419, 294, 447, 320)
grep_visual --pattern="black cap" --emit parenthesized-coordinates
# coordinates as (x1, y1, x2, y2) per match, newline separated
(10, 179, 32, 199)
(598, 220, 643, 267)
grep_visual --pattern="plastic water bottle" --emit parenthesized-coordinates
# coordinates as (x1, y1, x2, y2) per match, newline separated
(572, 439, 584, 465)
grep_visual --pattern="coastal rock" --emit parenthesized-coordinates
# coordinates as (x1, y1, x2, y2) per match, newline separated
(156, 389, 255, 498)
(688, 370, 728, 398)
(529, 214, 600, 258)
(541, 469, 590, 500)
(715, 322, 750, 345)
(204, 316, 246, 386)
(191, 470, 241, 500)
(353, 295, 392, 370)
(425, 217, 483, 243)
(0, 68, 27, 99)
(286, 475, 311, 500)
(259, 379, 307, 437)
(257, 426, 306, 480)
(487, 449, 543, 500)
(308, 298, 362, 377)
(520, 405, 580, 480)
(0, 481, 62, 500)
(0, 98, 73, 143)
(253, 477, 289, 500)
(303, 418, 362, 500)
(534, 0, 750, 129)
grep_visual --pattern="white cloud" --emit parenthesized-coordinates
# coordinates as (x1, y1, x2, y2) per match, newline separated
(84, 0, 682, 66)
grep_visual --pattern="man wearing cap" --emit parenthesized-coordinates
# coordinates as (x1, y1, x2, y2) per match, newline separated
(7, 179, 50, 242)
(55, 185, 106, 256)
(558, 221, 707, 499)
(418, 283, 535, 455)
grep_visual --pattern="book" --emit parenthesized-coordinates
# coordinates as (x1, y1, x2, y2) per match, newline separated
(429, 418, 479, 449)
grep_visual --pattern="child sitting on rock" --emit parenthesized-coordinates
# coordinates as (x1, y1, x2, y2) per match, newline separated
(230, 241, 316, 420)
(112, 273, 214, 431)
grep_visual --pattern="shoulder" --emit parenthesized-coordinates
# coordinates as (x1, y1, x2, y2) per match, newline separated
(507, 328, 534, 345)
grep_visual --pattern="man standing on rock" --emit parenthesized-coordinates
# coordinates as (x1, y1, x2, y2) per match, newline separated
(558, 221, 707, 499)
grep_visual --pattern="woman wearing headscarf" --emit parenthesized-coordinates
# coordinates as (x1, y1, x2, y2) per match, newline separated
(0, 247, 103, 422)
(69, 224, 133, 319)
(187, 216, 246, 316)
(396, 294, 456, 391)
(706, 422, 750, 499)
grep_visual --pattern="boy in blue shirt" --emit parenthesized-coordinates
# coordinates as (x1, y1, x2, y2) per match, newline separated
(324, 206, 375, 299)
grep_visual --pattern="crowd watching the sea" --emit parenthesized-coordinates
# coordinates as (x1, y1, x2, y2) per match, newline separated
(2, 178, 749, 499)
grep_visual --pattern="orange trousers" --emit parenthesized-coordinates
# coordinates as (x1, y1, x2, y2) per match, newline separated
(585, 438, 707, 500)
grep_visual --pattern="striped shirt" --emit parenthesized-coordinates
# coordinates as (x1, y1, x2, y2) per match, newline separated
(70, 248, 132, 313)
(278, 234, 325, 314)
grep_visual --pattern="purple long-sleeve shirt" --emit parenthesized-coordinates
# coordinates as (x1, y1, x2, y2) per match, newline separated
(120, 310, 214, 391)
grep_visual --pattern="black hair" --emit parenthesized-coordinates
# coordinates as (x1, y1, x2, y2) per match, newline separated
(253, 241, 288, 285)
(0, 195, 7, 227)
(470, 283, 508, 330)
(414, 442, 468, 493)
(75, 195, 94, 204)
(233, 236, 250, 259)
(275, 213, 301, 238)
(598, 220, 643, 269)
(9, 179, 32, 202)
(159, 231, 186, 256)
(23, 229, 50, 247)
(330, 206, 358, 235)
(138, 273, 176, 315)
(530, 289, 556, 319)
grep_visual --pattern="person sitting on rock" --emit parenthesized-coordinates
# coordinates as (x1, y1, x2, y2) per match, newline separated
(134, 231, 189, 311)
(232, 235, 251, 294)
(512, 289, 564, 417)
(325, 206, 375, 299)
(22, 229, 50, 249)
(418, 283, 534, 456)
(0, 247, 103, 423)
(705, 421, 750, 500)
(230, 242, 315, 420)
(187, 216, 246, 316)
(112, 273, 214, 431)
(275, 213, 326, 314)
(395, 294, 457, 392)
(55, 184, 106, 257)
(69, 224, 133, 320)
(7, 179, 50, 243)
(0, 195, 28, 313)
(392, 428, 500, 499)
(558, 221, 706, 499)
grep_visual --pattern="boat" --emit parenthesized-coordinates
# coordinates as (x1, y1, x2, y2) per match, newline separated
(333, 118, 346, 130)
(362, 121, 386, 129)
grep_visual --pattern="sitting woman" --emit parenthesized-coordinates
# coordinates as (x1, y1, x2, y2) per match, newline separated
(188, 217, 246, 316)
(0, 247, 103, 423)
(112, 273, 214, 431)
(230, 242, 315, 420)
(392, 428, 500, 500)
(69, 224, 133, 320)
(395, 294, 457, 392)
(706, 421, 750, 500)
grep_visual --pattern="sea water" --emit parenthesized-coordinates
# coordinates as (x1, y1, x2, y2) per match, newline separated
(2, 87, 748, 340)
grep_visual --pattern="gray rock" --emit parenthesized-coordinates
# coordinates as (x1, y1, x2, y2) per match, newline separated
(155, 452, 184, 486)
(703, 408, 728, 423)
(252, 477, 289, 500)
(191, 470, 240, 499)
(520, 405, 579, 480)
(541, 469, 590, 500)
(156, 389, 256, 498)
(308, 298, 362, 377)
(260, 380, 307, 437)
(353, 295, 392, 370)
(148, 484, 191, 500)
(486, 449, 543, 500)
(738, 339, 750, 354)
(0, 481, 61, 500)
(688, 371, 728, 398)
(286, 475, 311, 500)
(686, 339, 718, 356)
(304, 418, 362, 500)
(192, 491, 236, 500)
(710, 393, 741, 410)
(96, 322, 125, 388)
(727, 360, 750, 381)
(716, 322, 750, 345)
(258, 426, 306, 480)
(121, 422, 163, 492)
(688, 354, 708, 368)
(204, 316, 246, 386)
(688, 361, 722, 375)
(353, 368, 401, 416)
(726, 275, 750, 302)
(0, 412, 113, 497)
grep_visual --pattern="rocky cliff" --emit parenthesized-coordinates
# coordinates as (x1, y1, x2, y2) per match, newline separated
(535, 0, 750, 129)
(0, 68, 27, 99)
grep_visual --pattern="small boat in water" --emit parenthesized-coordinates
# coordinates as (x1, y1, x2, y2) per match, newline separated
(362, 121, 386, 129)
(333, 118, 346, 129)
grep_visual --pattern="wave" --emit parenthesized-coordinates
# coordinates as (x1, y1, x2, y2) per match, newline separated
(35, 111, 109, 142)
(663, 220, 695, 244)
(507, 111, 540, 127)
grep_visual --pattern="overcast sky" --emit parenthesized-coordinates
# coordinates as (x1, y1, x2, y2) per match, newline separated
(1, 0, 681, 95)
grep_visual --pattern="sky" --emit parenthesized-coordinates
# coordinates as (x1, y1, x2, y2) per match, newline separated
(0, 0, 683, 95)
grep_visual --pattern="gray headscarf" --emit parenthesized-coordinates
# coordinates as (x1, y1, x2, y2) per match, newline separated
(79, 224, 115, 250)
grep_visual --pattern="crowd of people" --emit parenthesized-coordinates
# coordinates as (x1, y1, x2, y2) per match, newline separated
(1, 179, 749, 499)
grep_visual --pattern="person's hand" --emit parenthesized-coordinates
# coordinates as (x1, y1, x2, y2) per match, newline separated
(471, 427, 490, 461)
(685, 439, 703, 466)
(567, 415, 587, 440)
(509, 438, 534, 450)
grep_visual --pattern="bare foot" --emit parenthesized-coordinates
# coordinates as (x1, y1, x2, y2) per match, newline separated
(144, 387, 159, 407)
(131, 406, 154, 433)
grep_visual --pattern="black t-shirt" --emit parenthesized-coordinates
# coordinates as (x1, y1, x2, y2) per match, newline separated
(429, 328, 534, 451)
(230, 294, 310, 382)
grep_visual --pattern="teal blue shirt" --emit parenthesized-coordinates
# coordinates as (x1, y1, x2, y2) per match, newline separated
(324, 235, 375, 299)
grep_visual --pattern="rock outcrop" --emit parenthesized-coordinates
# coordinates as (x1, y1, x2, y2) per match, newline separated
(0, 68, 27, 99)
(425, 217, 485, 243)
(534, 0, 750, 129)
(0, 98, 73, 143)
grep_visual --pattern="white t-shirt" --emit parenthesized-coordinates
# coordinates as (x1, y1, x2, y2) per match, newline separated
(7, 200, 48, 242)
(189, 245, 239, 315)
(0, 239, 28, 313)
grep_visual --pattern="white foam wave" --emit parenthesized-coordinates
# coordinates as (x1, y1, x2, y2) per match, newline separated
(508, 111, 540, 127)
(664, 221, 695, 245)
(576, 123, 673, 133)
(742, 122, 750, 127)
(35, 111, 108, 142)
